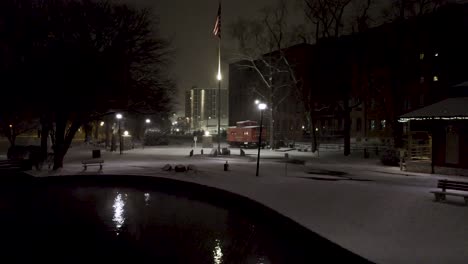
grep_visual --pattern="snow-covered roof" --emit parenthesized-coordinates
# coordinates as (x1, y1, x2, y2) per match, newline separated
(453, 81, 468, 87)
(399, 97, 468, 121)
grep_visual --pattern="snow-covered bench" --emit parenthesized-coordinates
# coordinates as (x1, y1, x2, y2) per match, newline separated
(82, 159, 104, 171)
(431, 179, 468, 205)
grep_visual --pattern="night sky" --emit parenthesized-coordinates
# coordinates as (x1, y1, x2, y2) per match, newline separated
(124, 0, 296, 113)
(125, 0, 388, 114)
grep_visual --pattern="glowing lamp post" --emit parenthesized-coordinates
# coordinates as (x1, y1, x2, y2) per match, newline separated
(256, 102, 267, 177)
(142, 119, 151, 149)
(116, 113, 123, 155)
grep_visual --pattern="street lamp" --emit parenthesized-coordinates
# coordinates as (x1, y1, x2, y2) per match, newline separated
(116, 113, 123, 155)
(256, 102, 267, 177)
(143, 119, 151, 149)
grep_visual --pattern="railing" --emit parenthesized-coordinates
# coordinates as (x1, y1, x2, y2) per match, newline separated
(294, 142, 390, 154)
(408, 145, 431, 160)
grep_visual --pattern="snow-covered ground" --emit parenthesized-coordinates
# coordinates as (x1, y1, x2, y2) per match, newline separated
(28, 145, 468, 264)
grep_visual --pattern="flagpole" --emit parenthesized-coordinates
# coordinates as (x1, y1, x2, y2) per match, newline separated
(217, 1, 222, 154)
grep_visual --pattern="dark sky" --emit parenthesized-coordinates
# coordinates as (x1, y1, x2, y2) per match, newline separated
(125, 0, 391, 114)
(125, 0, 289, 113)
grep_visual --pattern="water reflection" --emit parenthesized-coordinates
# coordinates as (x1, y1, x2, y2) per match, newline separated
(0, 182, 370, 263)
(213, 239, 223, 264)
(112, 193, 126, 234)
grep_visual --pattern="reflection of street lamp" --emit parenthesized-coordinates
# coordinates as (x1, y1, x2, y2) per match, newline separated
(116, 113, 123, 155)
(256, 103, 267, 177)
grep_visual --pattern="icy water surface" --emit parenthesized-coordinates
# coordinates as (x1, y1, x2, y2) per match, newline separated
(0, 175, 371, 263)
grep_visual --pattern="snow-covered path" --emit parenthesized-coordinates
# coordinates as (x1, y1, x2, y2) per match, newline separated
(29, 146, 468, 264)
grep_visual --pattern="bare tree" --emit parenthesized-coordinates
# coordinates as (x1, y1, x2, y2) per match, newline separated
(0, 113, 38, 146)
(229, 1, 301, 148)
(0, 0, 174, 169)
(382, 0, 448, 21)
(303, 0, 353, 40)
(351, 0, 375, 33)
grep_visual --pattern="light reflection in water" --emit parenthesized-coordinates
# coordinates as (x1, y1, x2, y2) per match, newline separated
(112, 193, 126, 234)
(213, 239, 223, 264)
(144, 193, 150, 205)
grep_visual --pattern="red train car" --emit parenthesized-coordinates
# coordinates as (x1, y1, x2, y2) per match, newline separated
(227, 120, 267, 148)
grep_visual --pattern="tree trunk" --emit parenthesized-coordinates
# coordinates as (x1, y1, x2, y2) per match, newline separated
(84, 123, 92, 143)
(111, 132, 116, 152)
(269, 108, 274, 149)
(343, 99, 351, 156)
(105, 118, 111, 148)
(9, 136, 16, 146)
(311, 116, 318, 152)
(53, 115, 66, 170)
(40, 117, 50, 159)
(7, 134, 15, 146)
(53, 114, 80, 170)
(307, 112, 318, 152)
(94, 121, 99, 141)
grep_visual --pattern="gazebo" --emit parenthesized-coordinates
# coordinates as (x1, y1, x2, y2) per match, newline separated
(399, 97, 468, 176)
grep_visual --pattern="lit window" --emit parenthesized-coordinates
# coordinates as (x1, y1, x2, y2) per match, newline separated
(420, 77, 425, 83)
(370, 120, 376, 131)
(433, 76, 439, 82)
(419, 53, 424, 60)
(381, 120, 386, 129)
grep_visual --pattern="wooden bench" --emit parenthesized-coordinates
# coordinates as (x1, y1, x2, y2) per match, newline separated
(82, 159, 104, 171)
(431, 179, 468, 205)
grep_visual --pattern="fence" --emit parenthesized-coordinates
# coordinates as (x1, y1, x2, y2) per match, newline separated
(294, 142, 390, 155)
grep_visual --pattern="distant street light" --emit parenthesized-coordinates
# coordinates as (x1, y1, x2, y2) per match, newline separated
(255, 100, 260, 105)
(116, 113, 123, 154)
(143, 119, 151, 149)
(123, 131, 129, 136)
(100, 121, 105, 127)
(256, 102, 267, 177)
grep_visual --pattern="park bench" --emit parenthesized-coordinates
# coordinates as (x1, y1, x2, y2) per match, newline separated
(82, 159, 104, 171)
(431, 179, 468, 205)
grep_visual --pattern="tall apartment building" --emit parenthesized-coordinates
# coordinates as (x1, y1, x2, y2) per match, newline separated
(185, 86, 228, 133)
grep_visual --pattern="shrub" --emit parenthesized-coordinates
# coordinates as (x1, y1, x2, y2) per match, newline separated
(144, 130, 169, 146)
(381, 149, 400, 166)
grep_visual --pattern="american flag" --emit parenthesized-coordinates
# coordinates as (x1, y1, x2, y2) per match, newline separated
(213, 3, 221, 38)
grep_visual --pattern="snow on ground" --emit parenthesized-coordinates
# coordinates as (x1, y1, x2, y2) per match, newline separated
(28, 145, 468, 264)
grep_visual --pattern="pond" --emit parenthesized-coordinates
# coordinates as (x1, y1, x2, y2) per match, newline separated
(0, 175, 371, 263)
